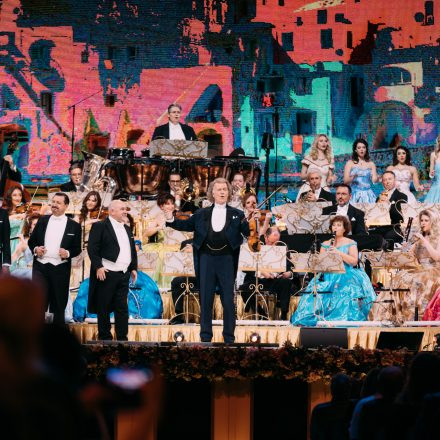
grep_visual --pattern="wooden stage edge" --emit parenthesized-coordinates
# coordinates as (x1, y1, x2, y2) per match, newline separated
(70, 322, 440, 350)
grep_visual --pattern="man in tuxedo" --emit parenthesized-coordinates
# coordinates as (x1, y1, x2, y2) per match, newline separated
(162, 177, 249, 343)
(166, 171, 198, 213)
(322, 184, 366, 235)
(296, 171, 336, 203)
(151, 104, 197, 141)
(374, 171, 408, 247)
(60, 162, 83, 192)
(239, 226, 298, 320)
(29, 193, 81, 324)
(0, 207, 11, 273)
(87, 199, 137, 341)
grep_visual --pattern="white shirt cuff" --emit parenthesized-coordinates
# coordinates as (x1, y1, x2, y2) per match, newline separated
(165, 216, 174, 223)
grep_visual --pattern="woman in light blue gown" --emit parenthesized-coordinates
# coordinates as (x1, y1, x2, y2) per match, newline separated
(291, 215, 376, 326)
(343, 139, 378, 203)
(425, 136, 440, 203)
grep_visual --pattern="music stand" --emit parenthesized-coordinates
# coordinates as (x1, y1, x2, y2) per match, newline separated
(162, 251, 198, 323)
(238, 243, 287, 320)
(362, 251, 419, 323)
(149, 139, 208, 158)
(288, 251, 345, 322)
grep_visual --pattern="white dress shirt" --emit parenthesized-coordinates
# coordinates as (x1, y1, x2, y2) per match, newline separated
(386, 188, 396, 200)
(38, 214, 68, 266)
(169, 122, 186, 140)
(212, 203, 227, 231)
(336, 203, 349, 217)
(102, 216, 132, 272)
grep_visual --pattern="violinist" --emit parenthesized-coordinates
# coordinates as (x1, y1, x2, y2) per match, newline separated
(142, 192, 175, 243)
(3, 185, 27, 262)
(239, 226, 298, 320)
(74, 191, 104, 225)
(243, 192, 271, 237)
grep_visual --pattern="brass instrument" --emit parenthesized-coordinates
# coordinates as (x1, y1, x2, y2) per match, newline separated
(379, 190, 389, 201)
(79, 151, 109, 192)
(180, 178, 200, 202)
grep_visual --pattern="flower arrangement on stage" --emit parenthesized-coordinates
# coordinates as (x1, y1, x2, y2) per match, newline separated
(84, 342, 419, 383)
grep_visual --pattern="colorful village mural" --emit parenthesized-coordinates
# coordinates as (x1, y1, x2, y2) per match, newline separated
(0, 0, 439, 184)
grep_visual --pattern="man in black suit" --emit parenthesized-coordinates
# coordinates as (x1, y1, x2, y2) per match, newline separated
(0, 207, 11, 273)
(29, 193, 81, 324)
(374, 171, 408, 248)
(60, 162, 83, 192)
(151, 104, 197, 141)
(322, 184, 367, 235)
(296, 170, 336, 203)
(87, 199, 138, 341)
(162, 177, 249, 343)
(0, 153, 22, 197)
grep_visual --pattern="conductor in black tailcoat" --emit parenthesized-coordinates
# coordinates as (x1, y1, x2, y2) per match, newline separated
(28, 193, 82, 324)
(87, 200, 137, 341)
(161, 177, 249, 343)
(151, 103, 197, 141)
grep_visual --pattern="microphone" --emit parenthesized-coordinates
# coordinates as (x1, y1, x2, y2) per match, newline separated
(330, 233, 336, 246)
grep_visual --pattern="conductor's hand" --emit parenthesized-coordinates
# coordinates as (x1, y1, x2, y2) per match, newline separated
(3, 154, 13, 165)
(131, 270, 137, 285)
(35, 246, 46, 258)
(59, 248, 69, 259)
(97, 267, 108, 281)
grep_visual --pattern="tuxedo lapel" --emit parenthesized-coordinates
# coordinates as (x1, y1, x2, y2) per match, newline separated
(225, 206, 233, 230)
(105, 217, 118, 245)
(60, 218, 72, 248)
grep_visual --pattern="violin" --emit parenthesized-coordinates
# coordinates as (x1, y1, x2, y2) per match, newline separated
(175, 210, 192, 220)
(89, 207, 108, 220)
(14, 202, 43, 216)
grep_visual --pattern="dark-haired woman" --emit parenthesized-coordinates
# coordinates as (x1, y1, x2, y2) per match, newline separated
(343, 139, 378, 203)
(291, 215, 376, 326)
(386, 146, 423, 205)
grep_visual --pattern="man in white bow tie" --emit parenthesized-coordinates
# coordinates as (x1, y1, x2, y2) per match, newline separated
(322, 184, 367, 235)
(161, 177, 250, 344)
(28, 193, 81, 324)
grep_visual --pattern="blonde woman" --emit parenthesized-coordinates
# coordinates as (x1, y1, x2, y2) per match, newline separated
(425, 135, 440, 202)
(369, 209, 440, 322)
(298, 134, 336, 196)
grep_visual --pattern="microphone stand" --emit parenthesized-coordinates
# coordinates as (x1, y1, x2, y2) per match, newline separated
(67, 88, 103, 163)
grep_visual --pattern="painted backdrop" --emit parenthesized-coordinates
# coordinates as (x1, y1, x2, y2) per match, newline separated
(0, 0, 439, 183)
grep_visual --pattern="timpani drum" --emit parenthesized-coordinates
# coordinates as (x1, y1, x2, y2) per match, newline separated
(104, 157, 170, 198)
(182, 158, 231, 197)
(107, 148, 135, 161)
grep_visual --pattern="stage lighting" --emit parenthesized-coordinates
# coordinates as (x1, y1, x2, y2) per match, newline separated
(173, 331, 185, 343)
(249, 332, 261, 344)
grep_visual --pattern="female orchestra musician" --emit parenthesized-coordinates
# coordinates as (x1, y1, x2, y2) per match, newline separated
(291, 215, 375, 326)
(70, 191, 104, 288)
(3, 185, 27, 258)
(424, 135, 440, 203)
(10, 213, 40, 278)
(386, 146, 423, 205)
(242, 192, 271, 238)
(299, 134, 336, 195)
(343, 138, 378, 203)
(370, 210, 440, 322)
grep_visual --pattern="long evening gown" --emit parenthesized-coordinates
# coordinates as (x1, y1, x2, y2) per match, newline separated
(350, 166, 376, 203)
(72, 271, 163, 321)
(393, 168, 417, 205)
(424, 162, 440, 203)
(290, 242, 376, 326)
(369, 240, 440, 323)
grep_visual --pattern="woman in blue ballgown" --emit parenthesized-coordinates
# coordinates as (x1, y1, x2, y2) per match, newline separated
(343, 139, 378, 203)
(425, 135, 440, 203)
(291, 215, 376, 326)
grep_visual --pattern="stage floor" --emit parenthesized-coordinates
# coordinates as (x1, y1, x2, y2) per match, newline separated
(70, 322, 440, 350)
